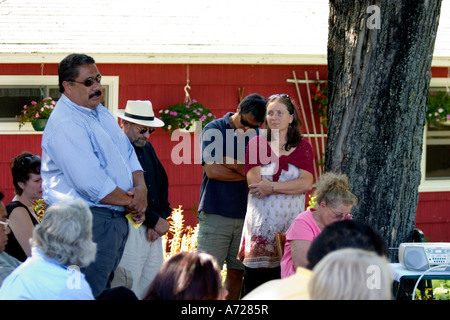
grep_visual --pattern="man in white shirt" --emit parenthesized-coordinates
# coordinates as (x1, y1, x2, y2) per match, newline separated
(41, 53, 147, 298)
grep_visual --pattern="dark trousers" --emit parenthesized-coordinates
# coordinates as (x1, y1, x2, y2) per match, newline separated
(242, 266, 281, 296)
(81, 207, 129, 298)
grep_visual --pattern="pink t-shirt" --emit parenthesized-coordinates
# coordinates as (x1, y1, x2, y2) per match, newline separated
(280, 209, 321, 278)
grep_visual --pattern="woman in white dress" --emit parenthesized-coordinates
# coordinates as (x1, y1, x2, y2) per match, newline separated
(238, 94, 314, 295)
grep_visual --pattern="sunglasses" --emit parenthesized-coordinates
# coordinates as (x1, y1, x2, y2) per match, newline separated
(138, 127, 156, 135)
(21, 155, 40, 166)
(69, 74, 102, 87)
(269, 93, 290, 100)
(239, 114, 262, 129)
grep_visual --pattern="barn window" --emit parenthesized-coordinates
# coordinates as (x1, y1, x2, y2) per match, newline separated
(420, 78, 450, 192)
(0, 75, 119, 134)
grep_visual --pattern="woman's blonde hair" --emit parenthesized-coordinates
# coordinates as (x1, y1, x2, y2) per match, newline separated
(308, 248, 393, 300)
(313, 172, 358, 209)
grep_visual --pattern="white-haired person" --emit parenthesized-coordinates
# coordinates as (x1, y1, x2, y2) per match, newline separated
(308, 248, 393, 300)
(0, 199, 97, 300)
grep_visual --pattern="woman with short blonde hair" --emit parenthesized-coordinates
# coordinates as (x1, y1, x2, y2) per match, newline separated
(308, 248, 393, 300)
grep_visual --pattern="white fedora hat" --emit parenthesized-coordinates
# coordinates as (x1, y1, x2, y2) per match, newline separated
(115, 100, 164, 127)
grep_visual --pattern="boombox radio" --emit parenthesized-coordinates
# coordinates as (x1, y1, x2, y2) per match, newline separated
(399, 242, 450, 271)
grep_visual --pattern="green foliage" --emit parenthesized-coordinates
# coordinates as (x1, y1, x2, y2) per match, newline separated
(309, 82, 328, 128)
(427, 91, 450, 126)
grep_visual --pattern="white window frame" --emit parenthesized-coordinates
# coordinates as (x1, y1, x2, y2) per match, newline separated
(0, 75, 119, 134)
(419, 77, 450, 192)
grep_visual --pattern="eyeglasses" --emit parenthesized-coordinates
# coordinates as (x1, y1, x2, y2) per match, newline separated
(0, 219, 9, 231)
(21, 155, 40, 166)
(239, 114, 262, 129)
(138, 127, 155, 135)
(69, 74, 102, 87)
(329, 208, 349, 220)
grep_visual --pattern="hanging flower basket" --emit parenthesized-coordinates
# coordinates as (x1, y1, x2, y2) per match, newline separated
(16, 97, 56, 130)
(31, 118, 48, 131)
(158, 100, 215, 135)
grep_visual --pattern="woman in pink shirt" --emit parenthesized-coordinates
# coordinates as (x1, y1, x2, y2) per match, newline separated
(280, 172, 357, 278)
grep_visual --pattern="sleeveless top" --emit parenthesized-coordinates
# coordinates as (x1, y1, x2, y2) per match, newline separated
(5, 201, 39, 262)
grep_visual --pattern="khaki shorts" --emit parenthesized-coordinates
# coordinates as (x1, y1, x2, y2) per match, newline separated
(197, 211, 245, 271)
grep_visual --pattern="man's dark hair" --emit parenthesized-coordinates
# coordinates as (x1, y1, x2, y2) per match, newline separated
(58, 54, 96, 93)
(306, 219, 388, 270)
(238, 93, 267, 124)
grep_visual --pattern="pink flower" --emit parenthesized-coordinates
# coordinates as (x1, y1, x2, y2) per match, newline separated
(185, 114, 190, 119)
(35, 113, 39, 118)
(31, 101, 37, 105)
(23, 105, 27, 109)
(447, 114, 450, 120)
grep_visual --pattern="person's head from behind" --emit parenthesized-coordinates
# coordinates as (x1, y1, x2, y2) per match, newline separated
(144, 251, 227, 300)
(236, 93, 267, 131)
(265, 94, 303, 151)
(11, 152, 42, 198)
(31, 198, 96, 268)
(308, 248, 393, 300)
(306, 219, 388, 270)
(58, 53, 103, 109)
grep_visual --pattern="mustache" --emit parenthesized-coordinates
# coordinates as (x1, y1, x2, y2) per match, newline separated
(89, 90, 102, 99)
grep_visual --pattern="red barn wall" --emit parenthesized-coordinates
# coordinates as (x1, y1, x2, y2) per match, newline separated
(0, 63, 448, 240)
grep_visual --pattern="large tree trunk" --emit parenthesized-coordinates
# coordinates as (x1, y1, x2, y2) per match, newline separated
(326, 0, 442, 254)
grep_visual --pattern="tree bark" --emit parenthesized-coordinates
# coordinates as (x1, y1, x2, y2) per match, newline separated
(326, 0, 442, 252)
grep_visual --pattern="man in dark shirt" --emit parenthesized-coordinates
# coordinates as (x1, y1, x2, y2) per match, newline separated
(198, 93, 267, 299)
(114, 100, 171, 299)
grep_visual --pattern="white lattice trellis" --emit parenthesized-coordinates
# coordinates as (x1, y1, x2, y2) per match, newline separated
(287, 70, 327, 183)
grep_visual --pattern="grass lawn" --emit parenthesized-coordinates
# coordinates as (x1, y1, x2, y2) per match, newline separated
(415, 279, 450, 300)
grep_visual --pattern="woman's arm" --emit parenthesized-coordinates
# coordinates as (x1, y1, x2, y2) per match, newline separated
(8, 207, 36, 257)
(290, 239, 312, 269)
(272, 170, 314, 195)
(248, 169, 313, 198)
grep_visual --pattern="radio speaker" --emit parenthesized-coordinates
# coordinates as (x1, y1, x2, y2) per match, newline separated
(401, 247, 429, 271)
